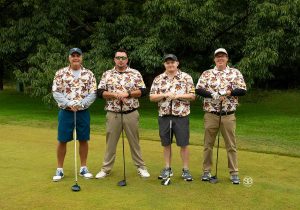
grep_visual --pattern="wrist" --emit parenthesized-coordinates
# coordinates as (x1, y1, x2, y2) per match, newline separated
(127, 90, 131, 98)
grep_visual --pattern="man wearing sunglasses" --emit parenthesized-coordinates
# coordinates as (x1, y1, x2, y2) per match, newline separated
(96, 48, 150, 179)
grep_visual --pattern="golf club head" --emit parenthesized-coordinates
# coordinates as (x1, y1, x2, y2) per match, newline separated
(71, 184, 81, 191)
(161, 177, 171, 186)
(118, 180, 127, 187)
(209, 176, 218, 184)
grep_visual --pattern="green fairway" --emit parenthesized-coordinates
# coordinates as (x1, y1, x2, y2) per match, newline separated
(1, 88, 300, 157)
(0, 124, 300, 210)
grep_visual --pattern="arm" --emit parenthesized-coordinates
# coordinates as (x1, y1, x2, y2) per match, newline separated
(195, 88, 213, 98)
(175, 93, 195, 101)
(80, 73, 97, 108)
(52, 91, 70, 108)
(150, 93, 167, 102)
(230, 88, 247, 96)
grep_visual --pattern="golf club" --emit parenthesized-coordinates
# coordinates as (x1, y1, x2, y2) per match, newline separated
(210, 101, 223, 184)
(71, 111, 81, 191)
(161, 100, 172, 186)
(118, 101, 127, 187)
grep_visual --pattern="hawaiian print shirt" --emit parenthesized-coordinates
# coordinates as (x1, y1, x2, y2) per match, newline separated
(52, 66, 97, 110)
(150, 70, 195, 117)
(98, 67, 146, 112)
(196, 66, 246, 112)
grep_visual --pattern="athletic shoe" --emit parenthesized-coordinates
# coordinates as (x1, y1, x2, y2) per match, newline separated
(158, 167, 173, 180)
(95, 170, 109, 179)
(201, 172, 211, 181)
(230, 175, 240, 184)
(137, 168, 150, 178)
(53, 169, 64, 182)
(182, 169, 193, 181)
(79, 167, 93, 179)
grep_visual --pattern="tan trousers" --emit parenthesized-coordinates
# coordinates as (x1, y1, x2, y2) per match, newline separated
(203, 112, 238, 175)
(101, 110, 146, 172)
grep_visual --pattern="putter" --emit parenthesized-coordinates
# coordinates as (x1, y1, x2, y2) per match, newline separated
(71, 111, 81, 191)
(161, 100, 173, 186)
(118, 101, 127, 187)
(209, 101, 223, 184)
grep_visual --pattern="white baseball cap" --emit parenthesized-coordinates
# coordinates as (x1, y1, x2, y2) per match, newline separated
(214, 48, 228, 56)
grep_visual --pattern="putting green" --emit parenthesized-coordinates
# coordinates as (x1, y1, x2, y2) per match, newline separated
(0, 124, 299, 210)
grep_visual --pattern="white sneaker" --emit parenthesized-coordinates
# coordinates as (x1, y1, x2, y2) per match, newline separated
(137, 168, 150, 178)
(95, 170, 109, 179)
(79, 167, 93, 179)
(53, 169, 64, 182)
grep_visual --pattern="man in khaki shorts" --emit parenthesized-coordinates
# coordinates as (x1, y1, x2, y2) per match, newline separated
(195, 48, 247, 184)
(96, 48, 150, 179)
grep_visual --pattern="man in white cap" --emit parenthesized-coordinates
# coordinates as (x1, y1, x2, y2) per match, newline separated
(195, 48, 247, 184)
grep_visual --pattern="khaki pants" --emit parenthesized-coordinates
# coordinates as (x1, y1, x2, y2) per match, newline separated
(101, 110, 146, 172)
(203, 112, 238, 175)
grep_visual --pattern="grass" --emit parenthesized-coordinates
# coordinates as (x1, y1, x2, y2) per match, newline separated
(1, 88, 300, 157)
(1, 124, 300, 210)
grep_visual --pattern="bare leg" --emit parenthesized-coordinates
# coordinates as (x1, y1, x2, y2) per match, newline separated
(180, 146, 189, 169)
(163, 145, 172, 168)
(57, 142, 67, 168)
(79, 141, 88, 166)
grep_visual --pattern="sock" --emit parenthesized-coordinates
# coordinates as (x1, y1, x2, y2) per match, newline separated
(80, 166, 87, 171)
(57, 168, 63, 172)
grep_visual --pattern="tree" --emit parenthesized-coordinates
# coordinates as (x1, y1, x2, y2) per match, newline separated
(1, 0, 299, 100)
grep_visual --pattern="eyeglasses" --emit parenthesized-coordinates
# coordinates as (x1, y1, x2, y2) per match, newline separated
(115, 56, 128, 60)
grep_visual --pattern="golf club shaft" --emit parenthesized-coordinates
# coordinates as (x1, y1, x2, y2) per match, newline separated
(121, 101, 126, 181)
(169, 100, 172, 179)
(215, 101, 223, 177)
(74, 111, 78, 183)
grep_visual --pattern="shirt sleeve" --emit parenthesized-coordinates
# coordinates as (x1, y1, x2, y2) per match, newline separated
(81, 72, 97, 108)
(233, 70, 247, 90)
(196, 72, 207, 90)
(186, 75, 195, 95)
(98, 72, 107, 90)
(135, 72, 146, 89)
(52, 70, 63, 93)
(52, 70, 70, 108)
(149, 77, 159, 95)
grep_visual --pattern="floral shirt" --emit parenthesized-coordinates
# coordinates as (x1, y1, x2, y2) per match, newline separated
(52, 66, 97, 110)
(150, 70, 195, 117)
(98, 67, 146, 112)
(196, 66, 246, 112)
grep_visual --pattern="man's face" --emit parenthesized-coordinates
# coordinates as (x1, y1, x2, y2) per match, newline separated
(69, 53, 82, 67)
(214, 53, 228, 68)
(164, 59, 179, 73)
(114, 52, 128, 68)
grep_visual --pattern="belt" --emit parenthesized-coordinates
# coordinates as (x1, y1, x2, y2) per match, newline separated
(110, 108, 137, 114)
(64, 107, 85, 112)
(210, 111, 235, 116)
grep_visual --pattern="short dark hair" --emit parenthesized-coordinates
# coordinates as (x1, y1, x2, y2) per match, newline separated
(115, 48, 128, 57)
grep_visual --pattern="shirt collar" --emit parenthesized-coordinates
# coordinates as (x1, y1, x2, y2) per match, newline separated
(162, 69, 182, 80)
(212, 66, 230, 74)
(113, 66, 130, 74)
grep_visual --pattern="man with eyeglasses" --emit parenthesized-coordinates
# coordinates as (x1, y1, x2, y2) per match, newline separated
(95, 48, 150, 179)
(195, 48, 247, 184)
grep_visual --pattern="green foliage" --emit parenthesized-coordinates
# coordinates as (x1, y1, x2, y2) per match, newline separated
(1, 0, 300, 98)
